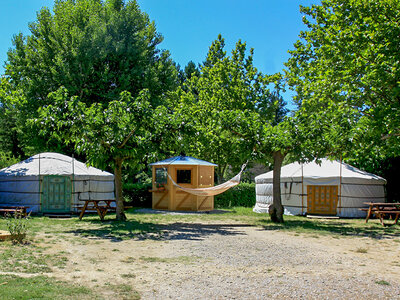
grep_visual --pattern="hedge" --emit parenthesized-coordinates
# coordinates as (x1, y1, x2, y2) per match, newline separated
(123, 182, 152, 208)
(214, 182, 256, 208)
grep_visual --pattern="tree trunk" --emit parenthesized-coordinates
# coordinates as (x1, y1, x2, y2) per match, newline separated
(216, 164, 227, 184)
(269, 150, 285, 223)
(114, 157, 127, 221)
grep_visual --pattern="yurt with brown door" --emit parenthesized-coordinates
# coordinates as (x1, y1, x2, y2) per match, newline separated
(254, 159, 386, 217)
(150, 156, 217, 211)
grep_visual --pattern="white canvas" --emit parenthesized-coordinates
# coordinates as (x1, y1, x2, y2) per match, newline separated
(254, 159, 386, 217)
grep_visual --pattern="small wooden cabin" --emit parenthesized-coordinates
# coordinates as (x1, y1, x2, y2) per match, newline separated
(150, 156, 217, 211)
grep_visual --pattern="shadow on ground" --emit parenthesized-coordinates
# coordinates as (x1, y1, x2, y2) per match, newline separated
(68, 219, 252, 242)
(258, 218, 400, 239)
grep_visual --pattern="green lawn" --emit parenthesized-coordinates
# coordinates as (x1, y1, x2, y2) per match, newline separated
(1, 207, 399, 241)
(0, 207, 399, 299)
(0, 275, 97, 300)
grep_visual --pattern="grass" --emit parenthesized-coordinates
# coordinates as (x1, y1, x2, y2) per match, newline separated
(0, 207, 397, 299)
(139, 255, 200, 264)
(376, 280, 391, 286)
(0, 275, 98, 299)
(0, 244, 68, 273)
(106, 283, 140, 299)
(355, 247, 368, 253)
(1, 207, 398, 242)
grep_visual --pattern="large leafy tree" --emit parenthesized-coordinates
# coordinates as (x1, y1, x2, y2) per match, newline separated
(256, 101, 358, 223)
(4, 0, 177, 154)
(37, 87, 154, 220)
(2, 0, 178, 219)
(167, 35, 286, 182)
(285, 0, 400, 162)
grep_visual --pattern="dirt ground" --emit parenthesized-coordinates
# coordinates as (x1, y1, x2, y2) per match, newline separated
(39, 220, 400, 299)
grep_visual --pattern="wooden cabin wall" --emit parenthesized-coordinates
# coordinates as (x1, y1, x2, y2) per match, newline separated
(197, 166, 214, 210)
(151, 164, 215, 211)
(152, 166, 169, 210)
(171, 165, 198, 211)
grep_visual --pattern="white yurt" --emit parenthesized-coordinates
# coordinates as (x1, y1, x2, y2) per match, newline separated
(254, 159, 386, 217)
(0, 152, 115, 213)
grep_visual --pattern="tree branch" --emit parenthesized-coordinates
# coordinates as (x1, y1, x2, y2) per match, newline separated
(118, 127, 136, 149)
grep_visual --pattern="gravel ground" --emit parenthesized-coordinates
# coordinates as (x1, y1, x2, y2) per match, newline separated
(45, 221, 400, 299)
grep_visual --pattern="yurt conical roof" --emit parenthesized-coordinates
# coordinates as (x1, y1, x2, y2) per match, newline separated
(0, 152, 113, 179)
(255, 159, 386, 185)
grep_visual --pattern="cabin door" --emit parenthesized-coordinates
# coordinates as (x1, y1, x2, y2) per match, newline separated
(42, 175, 71, 213)
(307, 185, 338, 215)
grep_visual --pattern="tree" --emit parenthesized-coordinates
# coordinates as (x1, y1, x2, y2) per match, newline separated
(37, 87, 154, 220)
(255, 100, 358, 223)
(2, 0, 179, 219)
(167, 35, 286, 182)
(285, 0, 400, 161)
(4, 0, 178, 155)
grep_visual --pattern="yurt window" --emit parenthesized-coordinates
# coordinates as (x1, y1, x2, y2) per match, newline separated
(155, 168, 167, 184)
(177, 169, 191, 184)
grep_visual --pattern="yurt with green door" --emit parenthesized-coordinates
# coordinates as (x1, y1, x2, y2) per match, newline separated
(0, 152, 115, 213)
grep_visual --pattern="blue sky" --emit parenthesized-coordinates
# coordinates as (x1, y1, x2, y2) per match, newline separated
(0, 0, 320, 106)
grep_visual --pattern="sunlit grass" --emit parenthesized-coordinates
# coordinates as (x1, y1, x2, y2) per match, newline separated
(0, 275, 97, 299)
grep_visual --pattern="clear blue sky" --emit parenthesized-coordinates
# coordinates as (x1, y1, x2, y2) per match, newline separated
(0, 0, 320, 105)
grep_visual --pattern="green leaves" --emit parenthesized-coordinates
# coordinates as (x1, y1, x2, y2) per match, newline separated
(36, 87, 153, 169)
(4, 0, 178, 154)
(163, 36, 286, 181)
(286, 0, 400, 160)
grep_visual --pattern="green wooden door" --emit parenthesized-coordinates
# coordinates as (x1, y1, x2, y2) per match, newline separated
(42, 176, 71, 213)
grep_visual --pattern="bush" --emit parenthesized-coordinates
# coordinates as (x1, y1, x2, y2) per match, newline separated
(5, 212, 29, 244)
(0, 152, 20, 169)
(123, 182, 152, 208)
(214, 183, 256, 208)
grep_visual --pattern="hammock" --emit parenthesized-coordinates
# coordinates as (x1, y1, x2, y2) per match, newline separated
(167, 163, 246, 196)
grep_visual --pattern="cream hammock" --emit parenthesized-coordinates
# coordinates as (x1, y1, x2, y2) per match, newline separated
(166, 164, 246, 196)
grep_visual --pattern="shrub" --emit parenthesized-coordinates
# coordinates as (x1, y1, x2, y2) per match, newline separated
(215, 183, 256, 208)
(5, 212, 29, 244)
(123, 182, 152, 208)
(0, 152, 20, 169)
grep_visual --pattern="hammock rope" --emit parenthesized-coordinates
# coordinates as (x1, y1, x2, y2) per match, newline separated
(166, 162, 247, 196)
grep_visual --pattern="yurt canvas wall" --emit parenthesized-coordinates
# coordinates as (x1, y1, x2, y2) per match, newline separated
(254, 159, 386, 217)
(0, 152, 115, 213)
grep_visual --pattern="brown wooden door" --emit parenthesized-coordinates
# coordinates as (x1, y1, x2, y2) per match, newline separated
(307, 185, 338, 215)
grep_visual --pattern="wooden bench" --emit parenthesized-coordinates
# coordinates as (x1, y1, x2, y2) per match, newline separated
(0, 206, 28, 217)
(78, 200, 116, 221)
(363, 202, 400, 226)
(374, 210, 400, 226)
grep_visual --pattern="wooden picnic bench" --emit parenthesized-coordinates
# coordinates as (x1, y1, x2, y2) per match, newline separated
(0, 206, 28, 217)
(78, 200, 116, 221)
(363, 202, 400, 226)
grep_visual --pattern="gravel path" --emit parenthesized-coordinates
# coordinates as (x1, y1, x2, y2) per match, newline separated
(46, 221, 400, 299)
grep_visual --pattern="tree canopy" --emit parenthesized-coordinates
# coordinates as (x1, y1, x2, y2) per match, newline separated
(4, 0, 177, 154)
(165, 35, 286, 182)
(285, 0, 400, 162)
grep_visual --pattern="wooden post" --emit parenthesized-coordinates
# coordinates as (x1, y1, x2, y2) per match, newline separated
(339, 157, 342, 215)
(39, 153, 41, 211)
(168, 165, 174, 210)
(301, 163, 304, 215)
(71, 155, 75, 212)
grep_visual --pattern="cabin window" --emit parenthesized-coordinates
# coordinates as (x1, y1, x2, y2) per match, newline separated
(155, 168, 167, 184)
(177, 169, 191, 184)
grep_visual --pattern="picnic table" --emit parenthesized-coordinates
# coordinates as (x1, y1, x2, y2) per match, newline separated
(78, 200, 116, 221)
(363, 202, 400, 226)
(0, 206, 28, 217)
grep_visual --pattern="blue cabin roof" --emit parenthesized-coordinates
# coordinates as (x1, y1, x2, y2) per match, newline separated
(150, 156, 217, 167)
